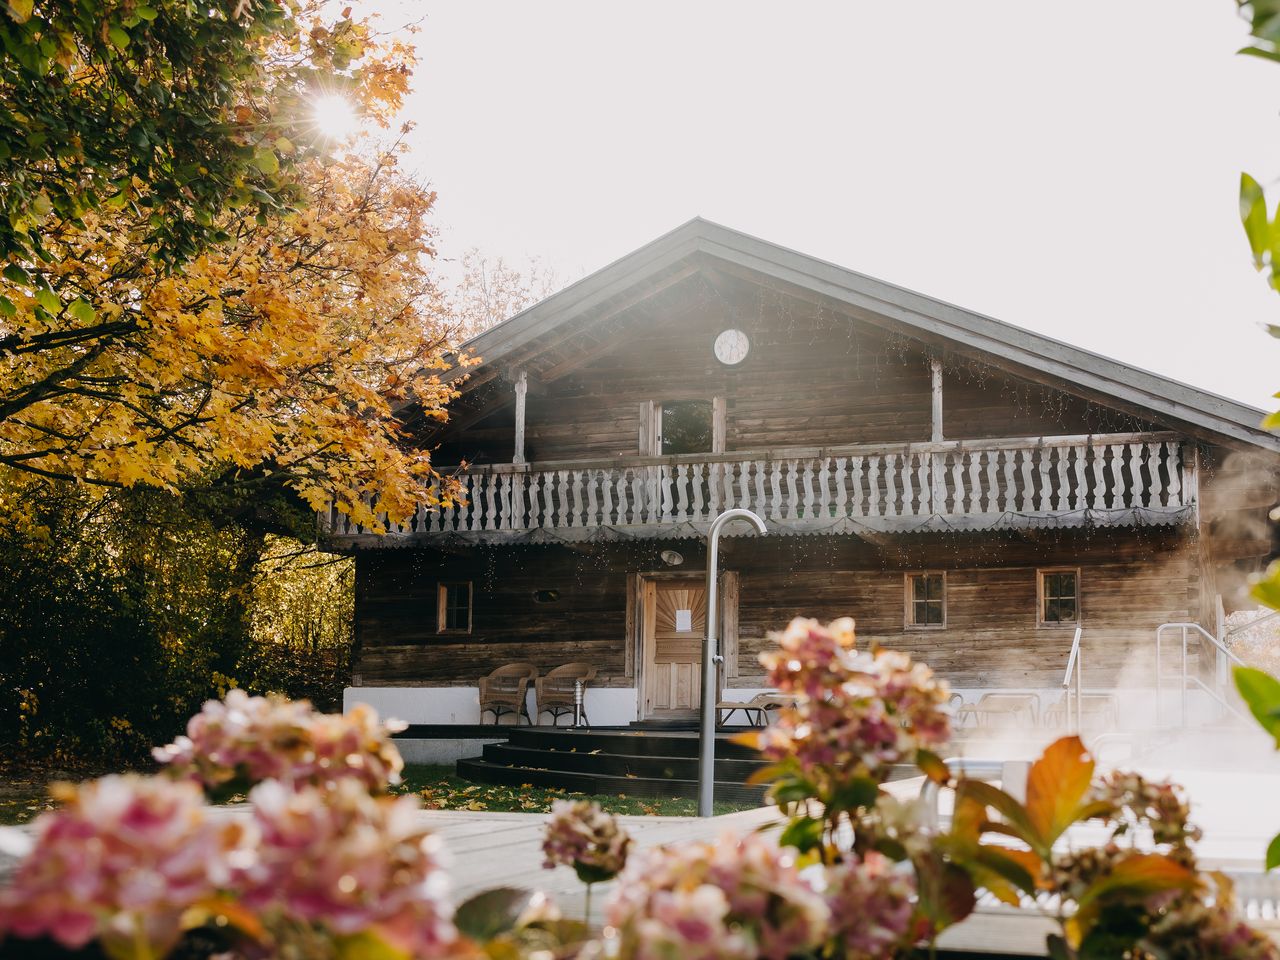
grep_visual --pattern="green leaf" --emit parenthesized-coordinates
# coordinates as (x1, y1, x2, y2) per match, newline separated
(34, 288, 59, 314)
(1075, 853, 1195, 909)
(5, 0, 33, 22)
(107, 26, 130, 50)
(1242, 173, 1272, 267)
(3, 264, 30, 286)
(0, 295, 14, 317)
(135, 5, 158, 19)
(253, 148, 279, 175)
(67, 299, 95, 324)
(454, 887, 538, 941)
(828, 773, 880, 814)
(1254, 832, 1280, 874)
(1234, 665, 1280, 744)
(334, 930, 410, 960)
(778, 815, 824, 854)
(917, 748, 950, 785)
(954, 780, 1043, 854)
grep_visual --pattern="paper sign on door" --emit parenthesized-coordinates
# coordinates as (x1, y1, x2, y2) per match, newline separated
(675, 609, 693, 632)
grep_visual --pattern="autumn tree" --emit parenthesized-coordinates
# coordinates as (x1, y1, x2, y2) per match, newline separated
(447, 247, 562, 340)
(0, 0, 384, 269)
(1, 2, 461, 531)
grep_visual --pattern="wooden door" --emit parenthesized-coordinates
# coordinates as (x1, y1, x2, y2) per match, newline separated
(644, 581, 706, 717)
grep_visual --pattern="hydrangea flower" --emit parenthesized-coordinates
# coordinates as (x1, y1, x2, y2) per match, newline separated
(824, 853, 918, 959)
(759, 618, 950, 783)
(240, 778, 457, 957)
(153, 689, 406, 796)
(605, 831, 829, 960)
(542, 799, 631, 883)
(0, 775, 250, 956)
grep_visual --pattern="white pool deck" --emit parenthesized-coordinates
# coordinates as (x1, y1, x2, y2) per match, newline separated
(404, 767, 1280, 957)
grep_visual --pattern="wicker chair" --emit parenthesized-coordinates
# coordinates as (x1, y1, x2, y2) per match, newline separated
(478, 662, 538, 725)
(535, 663, 598, 726)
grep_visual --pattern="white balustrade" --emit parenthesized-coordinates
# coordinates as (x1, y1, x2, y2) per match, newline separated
(320, 433, 1194, 538)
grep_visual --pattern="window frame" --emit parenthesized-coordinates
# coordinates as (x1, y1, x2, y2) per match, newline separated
(904, 571, 947, 630)
(1037, 567, 1081, 627)
(436, 581, 473, 635)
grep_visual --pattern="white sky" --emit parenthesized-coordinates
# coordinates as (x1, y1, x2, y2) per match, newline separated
(373, 1, 1280, 412)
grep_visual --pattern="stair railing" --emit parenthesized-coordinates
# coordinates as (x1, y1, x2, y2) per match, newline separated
(1062, 625, 1084, 733)
(1154, 622, 1250, 729)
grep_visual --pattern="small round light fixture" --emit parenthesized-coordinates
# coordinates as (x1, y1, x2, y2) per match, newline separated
(660, 549, 684, 566)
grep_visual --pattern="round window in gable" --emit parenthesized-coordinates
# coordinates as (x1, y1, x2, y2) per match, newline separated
(533, 589, 561, 604)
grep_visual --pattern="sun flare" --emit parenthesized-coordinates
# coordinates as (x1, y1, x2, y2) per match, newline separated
(312, 93, 361, 141)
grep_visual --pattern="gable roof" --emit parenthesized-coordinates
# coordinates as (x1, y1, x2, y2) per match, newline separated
(459, 217, 1280, 453)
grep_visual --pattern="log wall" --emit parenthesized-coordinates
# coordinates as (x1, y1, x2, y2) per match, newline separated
(352, 526, 1198, 692)
(432, 306, 1152, 468)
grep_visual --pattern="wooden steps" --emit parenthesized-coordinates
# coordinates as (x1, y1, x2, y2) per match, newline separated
(455, 726, 769, 805)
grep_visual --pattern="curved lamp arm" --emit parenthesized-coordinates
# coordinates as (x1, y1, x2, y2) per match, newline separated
(699, 508, 767, 817)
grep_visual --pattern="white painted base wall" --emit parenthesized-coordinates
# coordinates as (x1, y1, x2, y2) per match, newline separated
(393, 738, 501, 765)
(343, 685, 641, 727)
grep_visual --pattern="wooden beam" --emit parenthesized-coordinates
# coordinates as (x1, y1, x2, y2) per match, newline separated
(513, 369, 528, 465)
(712, 396, 727, 453)
(461, 262, 702, 392)
(930, 357, 943, 442)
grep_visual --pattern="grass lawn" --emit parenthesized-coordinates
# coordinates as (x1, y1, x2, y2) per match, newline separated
(398, 764, 756, 817)
(0, 761, 757, 826)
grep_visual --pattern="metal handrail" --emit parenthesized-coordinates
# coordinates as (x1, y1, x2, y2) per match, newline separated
(1062, 625, 1084, 733)
(1224, 607, 1280, 641)
(1155, 622, 1249, 729)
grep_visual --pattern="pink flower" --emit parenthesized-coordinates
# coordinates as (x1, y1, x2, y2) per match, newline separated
(240, 779, 456, 956)
(153, 689, 406, 795)
(0, 775, 248, 955)
(542, 800, 631, 883)
(605, 832, 829, 960)
(758, 618, 950, 784)
(824, 853, 917, 959)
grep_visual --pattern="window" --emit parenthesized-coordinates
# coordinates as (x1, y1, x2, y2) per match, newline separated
(905, 572, 946, 628)
(1039, 569, 1079, 625)
(437, 582, 472, 633)
(661, 400, 713, 455)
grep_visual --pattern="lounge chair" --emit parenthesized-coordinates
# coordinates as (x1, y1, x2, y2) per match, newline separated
(535, 662, 597, 726)
(478, 662, 538, 725)
(716, 691, 801, 726)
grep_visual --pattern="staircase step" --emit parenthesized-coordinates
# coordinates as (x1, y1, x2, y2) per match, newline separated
(480, 743, 767, 782)
(456, 757, 767, 806)
(504, 726, 763, 761)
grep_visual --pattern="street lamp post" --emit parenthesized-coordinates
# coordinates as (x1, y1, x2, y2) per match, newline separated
(699, 508, 767, 817)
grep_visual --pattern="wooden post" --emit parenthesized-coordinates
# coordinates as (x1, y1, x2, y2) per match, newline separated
(712, 396, 727, 453)
(929, 358, 943, 513)
(930, 358, 943, 442)
(513, 370, 527, 465)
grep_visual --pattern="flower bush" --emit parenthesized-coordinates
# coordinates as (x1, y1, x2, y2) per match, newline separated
(3, 623, 1279, 960)
(153, 688, 405, 798)
(242, 779, 456, 956)
(604, 831, 829, 960)
(0, 775, 248, 957)
(758, 617, 951, 792)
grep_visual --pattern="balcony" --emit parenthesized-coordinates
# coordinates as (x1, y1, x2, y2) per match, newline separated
(321, 432, 1197, 546)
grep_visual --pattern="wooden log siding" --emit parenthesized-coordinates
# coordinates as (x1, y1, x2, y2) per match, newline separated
(322, 432, 1196, 543)
(350, 527, 1199, 690)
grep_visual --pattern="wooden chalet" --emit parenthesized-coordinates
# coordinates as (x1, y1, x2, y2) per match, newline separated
(326, 219, 1280, 727)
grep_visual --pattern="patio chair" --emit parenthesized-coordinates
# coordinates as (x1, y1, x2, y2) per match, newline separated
(954, 692, 1040, 729)
(1043, 692, 1119, 730)
(478, 662, 538, 725)
(716, 691, 801, 727)
(535, 662, 597, 726)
